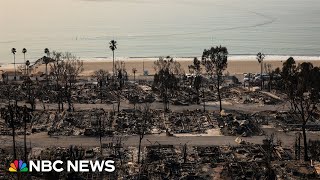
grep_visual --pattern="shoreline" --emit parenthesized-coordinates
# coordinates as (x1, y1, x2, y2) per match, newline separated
(2, 56, 320, 76)
(1, 55, 320, 66)
(57, 55, 320, 62)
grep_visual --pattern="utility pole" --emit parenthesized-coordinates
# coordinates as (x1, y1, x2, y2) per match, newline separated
(23, 106, 28, 162)
(9, 105, 17, 159)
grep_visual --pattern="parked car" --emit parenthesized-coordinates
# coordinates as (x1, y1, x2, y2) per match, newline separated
(243, 73, 254, 82)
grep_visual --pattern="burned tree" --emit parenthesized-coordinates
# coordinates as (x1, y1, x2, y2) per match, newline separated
(93, 69, 110, 103)
(50, 51, 84, 112)
(153, 56, 183, 111)
(264, 63, 272, 91)
(137, 103, 151, 164)
(23, 105, 31, 162)
(8, 105, 17, 160)
(262, 134, 276, 180)
(282, 58, 320, 161)
(114, 61, 127, 112)
(188, 57, 202, 104)
(92, 108, 105, 155)
(3, 84, 21, 160)
(201, 46, 228, 112)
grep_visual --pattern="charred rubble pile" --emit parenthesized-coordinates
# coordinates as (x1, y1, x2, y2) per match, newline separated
(1, 142, 319, 179)
(221, 145, 268, 180)
(132, 143, 312, 179)
(0, 84, 25, 102)
(309, 140, 320, 161)
(1, 108, 172, 137)
(224, 86, 283, 105)
(0, 147, 26, 179)
(128, 145, 212, 179)
(251, 110, 278, 125)
(172, 75, 240, 104)
(275, 111, 320, 131)
(73, 88, 119, 104)
(68, 84, 119, 104)
(271, 144, 312, 179)
(0, 105, 32, 136)
(114, 109, 164, 135)
(220, 142, 308, 179)
(273, 161, 319, 179)
(167, 109, 215, 134)
(1, 108, 218, 137)
(218, 111, 264, 136)
(29, 109, 110, 136)
(155, 83, 283, 106)
(125, 83, 155, 104)
(241, 90, 282, 105)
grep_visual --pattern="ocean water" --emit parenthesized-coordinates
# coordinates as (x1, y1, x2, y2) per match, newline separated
(0, 0, 320, 64)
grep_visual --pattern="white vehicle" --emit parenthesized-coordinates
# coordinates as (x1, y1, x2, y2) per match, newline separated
(243, 73, 254, 82)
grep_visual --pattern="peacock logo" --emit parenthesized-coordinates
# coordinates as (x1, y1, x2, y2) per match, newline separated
(9, 160, 29, 172)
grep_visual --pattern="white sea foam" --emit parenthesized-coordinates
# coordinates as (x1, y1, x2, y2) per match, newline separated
(80, 55, 320, 62)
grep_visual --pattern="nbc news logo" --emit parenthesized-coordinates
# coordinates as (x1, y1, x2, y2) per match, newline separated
(9, 160, 28, 172)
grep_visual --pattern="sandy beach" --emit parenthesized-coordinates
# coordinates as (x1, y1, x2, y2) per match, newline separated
(2, 58, 320, 76)
(77, 59, 320, 76)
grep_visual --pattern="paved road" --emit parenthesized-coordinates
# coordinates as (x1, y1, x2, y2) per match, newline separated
(3, 100, 289, 113)
(1, 131, 319, 148)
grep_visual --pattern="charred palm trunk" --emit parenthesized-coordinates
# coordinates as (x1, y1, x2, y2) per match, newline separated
(100, 81, 103, 103)
(14, 54, 16, 81)
(112, 51, 115, 76)
(268, 76, 273, 92)
(138, 135, 143, 164)
(61, 93, 64, 111)
(203, 89, 206, 112)
(45, 63, 48, 84)
(24, 109, 28, 161)
(10, 106, 17, 159)
(138, 115, 147, 164)
(66, 82, 71, 111)
(57, 82, 61, 113)
(99, 117, 102, 155)
(68, 89, 72, 111)
(260, 62, 263, 90)
(117, 91, 121, 113)
(162, 88, 168, 112)
(167, 95, 170, 112)
(196, 88, 200, 104)
(133, 72, 136, 82)
(217, 75, 222, 112)
(302, 122, 309, 161)
(24, 54, 26, 75)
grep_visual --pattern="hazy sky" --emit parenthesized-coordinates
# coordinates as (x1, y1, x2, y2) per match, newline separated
(1, 0, 319, 62)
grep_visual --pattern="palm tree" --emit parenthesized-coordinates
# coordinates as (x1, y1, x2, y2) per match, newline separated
(44, 48, 50, 82)
(25, 60, 30, 76)
(11, 48, 17, 80)
(22, 48, 27, 75)
(44, 48, 50, 57)
(257, 52, 265, 90)
(43, 56, 51, 82)
(109, 40, 117, 76)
